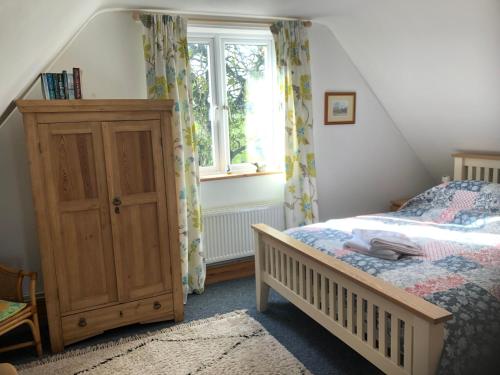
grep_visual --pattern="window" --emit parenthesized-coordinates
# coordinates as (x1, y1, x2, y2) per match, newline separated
(188, 26, 282, 175)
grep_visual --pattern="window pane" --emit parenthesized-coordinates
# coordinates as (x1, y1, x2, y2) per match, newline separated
(224, 43, 272, 165)
(189, 42, 214, 167)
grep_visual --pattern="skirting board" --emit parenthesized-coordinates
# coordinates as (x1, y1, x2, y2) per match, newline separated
(206, 257, 255, 285)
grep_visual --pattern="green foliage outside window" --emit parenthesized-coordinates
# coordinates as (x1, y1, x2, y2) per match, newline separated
(188, 43, 213, 167)
(225, 44, 265, 164)
(189, 41, 266, 167)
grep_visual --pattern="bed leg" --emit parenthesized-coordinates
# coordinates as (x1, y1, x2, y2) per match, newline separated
(412, 317, 445, 375)
(254, 230, 270, 312)
(256, 279, 270, 312)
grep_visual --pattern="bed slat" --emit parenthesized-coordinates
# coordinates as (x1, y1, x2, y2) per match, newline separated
(391, 315, 399, 363)
(379, 309, 387, 357)
(329, 279, 335, 320)
(270, 246, 275, 278)
(493, 168, 499, 183)
(298, 261, 302, 295)
(338, 286, 345, 327)
(321, 274, 328, 314)
(467, 166, 474, 179)
(357, 296, 364, 340)
(404, 320, 412, 372)
(367, 302, 375, 348)
(314, 271, 320, 308)
(306, 266, 311, 303)
(281, 251, 286, 284)
(265, 244, 270, 274)
(347, 290, 353, 332)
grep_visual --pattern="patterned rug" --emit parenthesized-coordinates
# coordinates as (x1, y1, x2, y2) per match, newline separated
(18, 310, 310, 374)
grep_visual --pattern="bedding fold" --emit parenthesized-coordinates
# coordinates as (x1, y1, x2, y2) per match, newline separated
(344, 229, 423, 260)
(343, 237, 401, 260)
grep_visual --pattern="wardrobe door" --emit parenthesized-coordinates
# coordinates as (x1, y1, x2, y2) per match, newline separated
(39, 123, 118, 313)
(102, 120, 173, 301)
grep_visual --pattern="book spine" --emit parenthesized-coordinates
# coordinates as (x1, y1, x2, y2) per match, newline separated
(47, 74, 56, 99)
(57, 73, 65, 99)
(53, 74, 60, 99)
(73, 67, 82, 99)
(41, 74, 50, 99)
(62, 70, 69, 99)
(52, 73, 61, 99)
(67, 73, 75, 100)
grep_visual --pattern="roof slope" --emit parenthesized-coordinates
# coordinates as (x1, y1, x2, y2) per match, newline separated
(0, 0, 99, 116)
(319, 0, 500, 178)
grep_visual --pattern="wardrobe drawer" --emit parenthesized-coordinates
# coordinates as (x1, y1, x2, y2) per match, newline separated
(62, 293, 174, 344)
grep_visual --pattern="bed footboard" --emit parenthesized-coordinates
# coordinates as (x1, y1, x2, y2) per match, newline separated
(253, 224, 452, 375)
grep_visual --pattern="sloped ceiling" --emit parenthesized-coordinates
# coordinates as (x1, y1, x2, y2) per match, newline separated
(318, 0, 500, 179)
(0, 0, 99, 117)
(1, 0, 499, 179)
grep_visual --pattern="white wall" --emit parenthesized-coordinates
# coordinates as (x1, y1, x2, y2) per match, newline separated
(319, 0, 500, 179)
(0, 0, 98, 116)
(0, 109, 39, 271)
(309, 24, 434, 220)
(201, 174, 284, 209)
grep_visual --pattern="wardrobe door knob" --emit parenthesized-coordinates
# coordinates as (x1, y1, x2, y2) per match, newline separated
(78, 317, 87, 327)
(153, 301, 161, 310)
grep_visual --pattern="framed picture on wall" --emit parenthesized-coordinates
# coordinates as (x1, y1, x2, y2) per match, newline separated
(324, 92, 356, 125)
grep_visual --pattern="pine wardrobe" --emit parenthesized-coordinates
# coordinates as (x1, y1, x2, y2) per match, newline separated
(17, 100, 184, 352)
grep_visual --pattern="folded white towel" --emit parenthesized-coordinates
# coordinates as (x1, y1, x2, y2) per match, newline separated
(344, 238, 401, 260)
(343, 229, 423, 260)
(352, 229, 423, 256)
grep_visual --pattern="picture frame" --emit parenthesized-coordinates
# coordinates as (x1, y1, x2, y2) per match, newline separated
(324, 92, 356, 125)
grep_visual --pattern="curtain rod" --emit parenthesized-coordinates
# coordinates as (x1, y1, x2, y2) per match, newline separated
(131, 10, 312, 28)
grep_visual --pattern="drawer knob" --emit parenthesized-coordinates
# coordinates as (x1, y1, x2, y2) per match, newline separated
(78, 318, 87, 327)
(153, 301, 161, 310)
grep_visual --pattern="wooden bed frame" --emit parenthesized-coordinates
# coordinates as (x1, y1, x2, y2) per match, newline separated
(253, 153, 500, 375)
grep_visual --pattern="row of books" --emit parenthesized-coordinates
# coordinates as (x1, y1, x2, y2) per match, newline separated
(40, 68, 82, 100)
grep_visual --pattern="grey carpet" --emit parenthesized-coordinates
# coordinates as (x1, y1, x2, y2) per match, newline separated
(1, 276, 380, 374)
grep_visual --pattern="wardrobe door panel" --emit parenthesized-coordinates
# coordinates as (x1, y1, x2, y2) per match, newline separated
(39, 123, 118, 313)
(116, 203, 165, 299)
(103, 120, 172, 301)
(114, 130, 156, 195)
(59, 210, 112, 309)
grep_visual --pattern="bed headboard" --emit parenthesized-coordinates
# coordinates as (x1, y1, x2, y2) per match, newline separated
(453, 153, 500, 182)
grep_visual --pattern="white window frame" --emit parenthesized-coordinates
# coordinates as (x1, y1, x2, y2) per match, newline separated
(188, 36, 220, 175)
(188, 26, 279, 176)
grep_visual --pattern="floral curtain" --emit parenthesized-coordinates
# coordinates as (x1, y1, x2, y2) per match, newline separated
(271, 21, 319, 228)
(141, 14, 205, 300)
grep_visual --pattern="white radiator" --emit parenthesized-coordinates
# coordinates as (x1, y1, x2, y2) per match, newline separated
(202, 202, 285, 264)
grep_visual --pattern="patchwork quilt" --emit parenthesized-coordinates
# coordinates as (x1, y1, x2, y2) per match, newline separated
(286, 181, 500, 374)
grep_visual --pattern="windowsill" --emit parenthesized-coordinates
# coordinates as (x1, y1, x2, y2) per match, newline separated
(200, 170, 283, 182)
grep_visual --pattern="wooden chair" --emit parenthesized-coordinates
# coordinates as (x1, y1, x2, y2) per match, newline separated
(0, 265, 42, 357)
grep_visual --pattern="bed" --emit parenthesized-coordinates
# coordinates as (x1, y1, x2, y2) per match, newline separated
(253, 153, 500, 374)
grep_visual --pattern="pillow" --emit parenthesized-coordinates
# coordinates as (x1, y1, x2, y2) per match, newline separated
(0, 300, 27, 322)
(402, 180, 500, 215)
